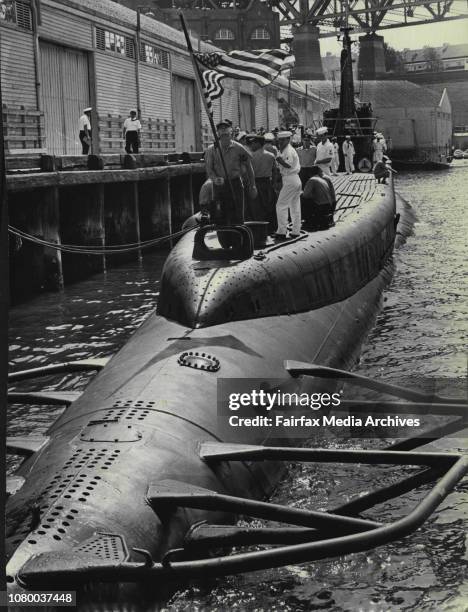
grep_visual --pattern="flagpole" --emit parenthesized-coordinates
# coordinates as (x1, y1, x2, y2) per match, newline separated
(179, 12, 237, 207)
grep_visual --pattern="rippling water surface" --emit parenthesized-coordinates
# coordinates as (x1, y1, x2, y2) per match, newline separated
(8, 162, 468, 611)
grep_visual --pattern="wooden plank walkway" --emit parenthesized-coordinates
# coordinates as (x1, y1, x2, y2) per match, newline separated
(332, 173, 377, 223)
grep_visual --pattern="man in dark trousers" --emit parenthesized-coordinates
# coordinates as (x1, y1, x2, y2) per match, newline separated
(78, 107, 92, 155)
(122, 109, 142, 154)
(205, 121, 256, 226)
(297, 134, 317, 187)
(246, 134, 276, 230)
(302, 165, 335, 230)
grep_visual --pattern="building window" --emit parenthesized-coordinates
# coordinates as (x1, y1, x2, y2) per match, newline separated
(95, 27, 135, 59)
(0, 0, 32, 30)
(214, 28, 235, 40)
(140, 42, 170, 69)
(251, 27, 270, 40)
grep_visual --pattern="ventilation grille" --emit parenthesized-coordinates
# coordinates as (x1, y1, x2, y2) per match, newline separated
(76, 533, 129, 561)
(125, 37, 135, 59)
(15, 1, 32, 30)
(7, 448, 121, 550)
(94, 401, 155, 423)
(95, 26, 105, 51)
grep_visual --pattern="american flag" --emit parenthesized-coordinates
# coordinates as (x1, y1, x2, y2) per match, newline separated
(195, 49, 294, 88)
(201, 69, 225, 113)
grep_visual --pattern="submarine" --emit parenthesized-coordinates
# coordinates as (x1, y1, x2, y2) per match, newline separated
(7, 168, 467, 609)
(6, 22, 467, 611)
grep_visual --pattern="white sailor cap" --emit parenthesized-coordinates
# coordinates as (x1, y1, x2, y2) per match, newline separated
(263, 132, 275, 141)
(130, 108, 137, 114)
(83, 107, 92, 113)
(316, 126, 328, 136)
(277, 130, 292, 138)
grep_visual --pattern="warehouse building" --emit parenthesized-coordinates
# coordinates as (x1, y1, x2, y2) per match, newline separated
(300, 79, 452, 158)
(0, 0, 327, 156)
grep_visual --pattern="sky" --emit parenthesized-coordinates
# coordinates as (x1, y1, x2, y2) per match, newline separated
(319, 17, 468, 55)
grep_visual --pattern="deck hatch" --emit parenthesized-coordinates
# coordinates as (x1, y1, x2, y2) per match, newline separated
(178, 351, 220, 372)
(80, 422, 142, 443)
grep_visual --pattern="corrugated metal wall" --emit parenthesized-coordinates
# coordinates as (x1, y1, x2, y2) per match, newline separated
(171, 52, 195, 79)
(1, 0, 322, 153)
(139, 64, 172, 119)
(173, 76, 196, 151)
(39, 4, 93, 49)
(240, 93, 254, 131)
(40, 42, 90, 154)
(95, 54, 137, 116)
(255, 89, 268, 130)
(0, 28, 36, 107)
(221, 81, 239, 125)
(267, 87, 279, 129)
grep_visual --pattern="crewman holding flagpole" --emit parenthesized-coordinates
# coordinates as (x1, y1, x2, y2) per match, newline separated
(205, 121, 256, 225)
(274, 130, 302, 240)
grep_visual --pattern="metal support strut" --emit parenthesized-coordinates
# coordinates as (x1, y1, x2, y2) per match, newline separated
(17, 444, 467, 588)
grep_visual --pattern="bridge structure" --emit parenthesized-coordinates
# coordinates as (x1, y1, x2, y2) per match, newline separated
(148, 0, 467, 79)
(271, 0, 468, 78)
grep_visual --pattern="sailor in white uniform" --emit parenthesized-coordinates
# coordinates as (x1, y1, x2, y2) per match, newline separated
(274, 130, 302, 239)
(342, 135, 355, 174)
(331, 137, 340, 175)
(315, 126, 334, 176)
(373, 133, 386, 163)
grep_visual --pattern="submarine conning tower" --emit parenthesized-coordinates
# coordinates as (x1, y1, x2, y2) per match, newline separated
(157, 178, 397, 329)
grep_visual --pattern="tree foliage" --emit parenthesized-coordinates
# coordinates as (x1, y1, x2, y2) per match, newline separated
(382, 42, 405, 73)
(423, 46, 442, 71)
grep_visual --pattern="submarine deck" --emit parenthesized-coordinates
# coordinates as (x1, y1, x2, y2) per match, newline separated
(157, 172, 395, 328)
(330, 173, 379, 222)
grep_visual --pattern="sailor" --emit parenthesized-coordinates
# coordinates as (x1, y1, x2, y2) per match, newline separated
(373, 133, 386, 163)
(236, 131, 248, 147)
(246, 134, 276, 229)
(205, 121, 256, 226)
(302, 165, 335, 231)
(122, 109, 141, 154)
(315, 127, 334, 176)
(297, 134, 317, 187)
(342, 135, 355, 174)
(291, 127, 302, 147)
(78, 107, 92, 155)
(263, 132, 278, 156)
(330, 136, 340, 175)
(274, 130, 302, 240)
(373, 155, 395, 184)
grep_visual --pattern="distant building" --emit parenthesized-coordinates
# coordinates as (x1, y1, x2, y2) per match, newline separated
(114, 0, 280, 52)
(401, 44, 468, 73)
(396, 43, 468, 131)
(322, 51, 358, 81)
(302, 79, 452, 158)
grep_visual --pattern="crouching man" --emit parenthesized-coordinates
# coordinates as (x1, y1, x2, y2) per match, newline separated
(302, 165, 335, 231)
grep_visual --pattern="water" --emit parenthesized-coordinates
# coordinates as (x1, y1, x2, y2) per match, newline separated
(7, 162, 468, 611)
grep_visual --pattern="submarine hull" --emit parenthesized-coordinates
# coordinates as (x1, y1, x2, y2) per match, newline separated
(7, 182, 407, 606)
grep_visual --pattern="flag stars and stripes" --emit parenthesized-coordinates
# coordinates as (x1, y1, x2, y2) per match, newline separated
(201, 69, 225, 112)
(195, 49, 294, 88)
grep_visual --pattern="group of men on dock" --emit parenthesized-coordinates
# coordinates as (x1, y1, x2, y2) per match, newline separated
(204, 121, 341, 240)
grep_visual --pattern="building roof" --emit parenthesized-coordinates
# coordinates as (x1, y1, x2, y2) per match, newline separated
(402, 43, 468, 63)
(63, 0, 217, 51)
(61, 0, 314, 98)
(300, 79, 445, 110)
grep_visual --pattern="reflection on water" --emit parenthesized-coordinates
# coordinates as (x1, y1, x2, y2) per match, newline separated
(8, 164, 468, 611)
